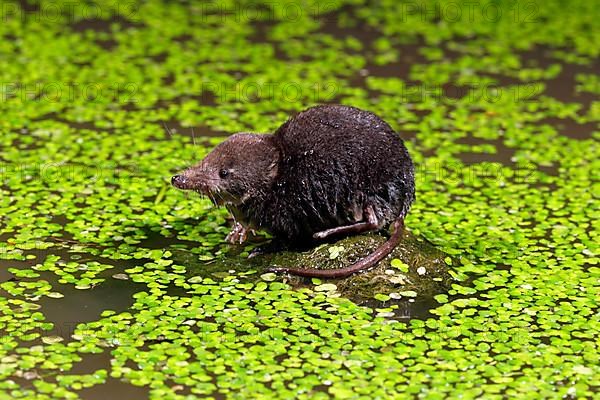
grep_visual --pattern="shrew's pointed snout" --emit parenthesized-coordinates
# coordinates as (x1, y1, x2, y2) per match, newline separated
(171, 174, 187, 189)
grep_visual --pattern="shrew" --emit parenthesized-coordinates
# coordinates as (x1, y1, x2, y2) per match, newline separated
(172, 104, 415, 278)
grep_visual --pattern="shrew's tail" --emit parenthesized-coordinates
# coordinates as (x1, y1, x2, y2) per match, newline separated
(268, 218, 404, 279)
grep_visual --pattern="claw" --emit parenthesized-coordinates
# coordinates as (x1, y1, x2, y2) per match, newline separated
(312, 231, 326, 240)
(225, 222, 248, 244)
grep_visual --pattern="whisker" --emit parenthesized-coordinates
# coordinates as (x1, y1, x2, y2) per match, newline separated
(162, 121, 174, 138)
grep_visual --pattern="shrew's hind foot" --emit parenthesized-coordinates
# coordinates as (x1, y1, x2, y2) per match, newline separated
(312, 205, 381, 240)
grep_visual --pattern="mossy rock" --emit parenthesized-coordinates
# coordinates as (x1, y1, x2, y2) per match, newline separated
(258, 230, 453, 299)
(192, 229, 454, 303)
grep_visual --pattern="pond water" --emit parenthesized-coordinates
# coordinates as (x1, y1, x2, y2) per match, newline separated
(0, 1, 598, 399)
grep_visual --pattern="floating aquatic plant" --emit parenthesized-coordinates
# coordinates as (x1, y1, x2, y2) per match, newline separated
(0, 0, 598, 398)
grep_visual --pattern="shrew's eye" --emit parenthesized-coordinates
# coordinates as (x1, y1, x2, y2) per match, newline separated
(219, 169, 230, 178)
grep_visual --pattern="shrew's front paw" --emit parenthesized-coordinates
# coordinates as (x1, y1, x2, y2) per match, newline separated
(225, 222, 248, 244)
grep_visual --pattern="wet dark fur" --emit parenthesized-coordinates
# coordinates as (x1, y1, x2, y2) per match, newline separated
(238, 105, 415, 242)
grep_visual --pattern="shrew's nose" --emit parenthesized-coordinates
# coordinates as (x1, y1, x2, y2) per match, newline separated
(171, 175, 186, 188)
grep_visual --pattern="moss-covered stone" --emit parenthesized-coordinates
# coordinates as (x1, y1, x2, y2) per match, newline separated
(253, 230, 453, 300)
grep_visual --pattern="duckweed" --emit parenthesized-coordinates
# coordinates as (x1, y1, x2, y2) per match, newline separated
(0, 0, 598, 399)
